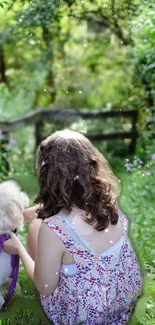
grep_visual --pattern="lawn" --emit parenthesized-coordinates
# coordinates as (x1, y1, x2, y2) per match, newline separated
(0, 159, 155, 325)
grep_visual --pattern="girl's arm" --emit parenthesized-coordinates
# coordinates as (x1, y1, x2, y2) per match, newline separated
(3, 233, 35, 283)
(18, 244, 35, 282)
(19, 226, 62, 295)
(34, 223, 62, 295)
(3, 225, 62, 296)
(23, 205, 41, 222)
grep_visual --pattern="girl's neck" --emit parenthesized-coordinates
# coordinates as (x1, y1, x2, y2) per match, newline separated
(60, 205, 93, 223)
(60, 205, 85, 216)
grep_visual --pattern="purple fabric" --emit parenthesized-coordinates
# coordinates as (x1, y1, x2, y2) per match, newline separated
(0, 234, 10, 252)
(0, 234, 19, 308)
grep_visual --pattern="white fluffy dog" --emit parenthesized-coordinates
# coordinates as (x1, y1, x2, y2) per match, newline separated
(0, 180, 29, 309)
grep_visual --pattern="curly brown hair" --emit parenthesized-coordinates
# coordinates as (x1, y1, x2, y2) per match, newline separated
(34, 129, 120, 231)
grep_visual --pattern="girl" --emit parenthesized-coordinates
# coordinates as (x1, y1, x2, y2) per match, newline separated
(3, 129, 143, 324)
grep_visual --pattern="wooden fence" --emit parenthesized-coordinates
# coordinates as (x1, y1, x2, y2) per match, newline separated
(0, 108, 138, 170)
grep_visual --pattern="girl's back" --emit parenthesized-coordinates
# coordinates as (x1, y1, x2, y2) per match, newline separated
(33, 129, 143, 324)
(50, 206, 123, 263)
(40, 207, 143, 325)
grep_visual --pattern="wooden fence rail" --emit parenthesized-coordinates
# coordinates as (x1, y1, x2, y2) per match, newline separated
(0, 108, 138, 167)
(0, 107, 138, 131)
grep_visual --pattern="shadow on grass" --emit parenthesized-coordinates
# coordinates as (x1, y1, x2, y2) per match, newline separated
(0, 296, 52, 325)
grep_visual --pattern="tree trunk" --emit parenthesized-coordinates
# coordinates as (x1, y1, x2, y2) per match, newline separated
(0, 45, 8, 84)
(42, 27, 56, 103)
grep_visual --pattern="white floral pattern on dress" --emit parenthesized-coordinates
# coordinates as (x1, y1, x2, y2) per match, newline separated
(40, 211, 143, 325)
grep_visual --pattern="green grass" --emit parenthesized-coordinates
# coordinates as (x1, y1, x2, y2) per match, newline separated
(118, 168, 155, 325)
(0, 168, 155, 325)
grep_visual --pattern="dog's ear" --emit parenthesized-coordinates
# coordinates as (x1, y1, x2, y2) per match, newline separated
(0, 199, 24, 234)
(0, 180, 26, 234)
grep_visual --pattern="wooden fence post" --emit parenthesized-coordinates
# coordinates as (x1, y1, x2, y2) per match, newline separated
(35, 121, 44, 148)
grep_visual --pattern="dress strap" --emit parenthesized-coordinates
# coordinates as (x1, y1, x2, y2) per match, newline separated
(43, 218, 74, 245)
(42, 218, 89, 265)
(56, 213, 94, 252)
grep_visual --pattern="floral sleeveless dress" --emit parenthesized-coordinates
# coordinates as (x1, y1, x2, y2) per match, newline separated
(40, 210, 143, 325)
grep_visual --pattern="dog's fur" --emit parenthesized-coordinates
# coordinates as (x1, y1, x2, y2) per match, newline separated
(0, 180, 29, 309)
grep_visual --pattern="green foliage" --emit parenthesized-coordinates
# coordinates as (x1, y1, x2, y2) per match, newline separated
(132, 1, 155, 109)
(120, 156, 155, 264)
(0, 0, 155, 323)
(118, 155, 155, 325)
(0, 0, 146, 112)
(0, 1, 8, 9)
